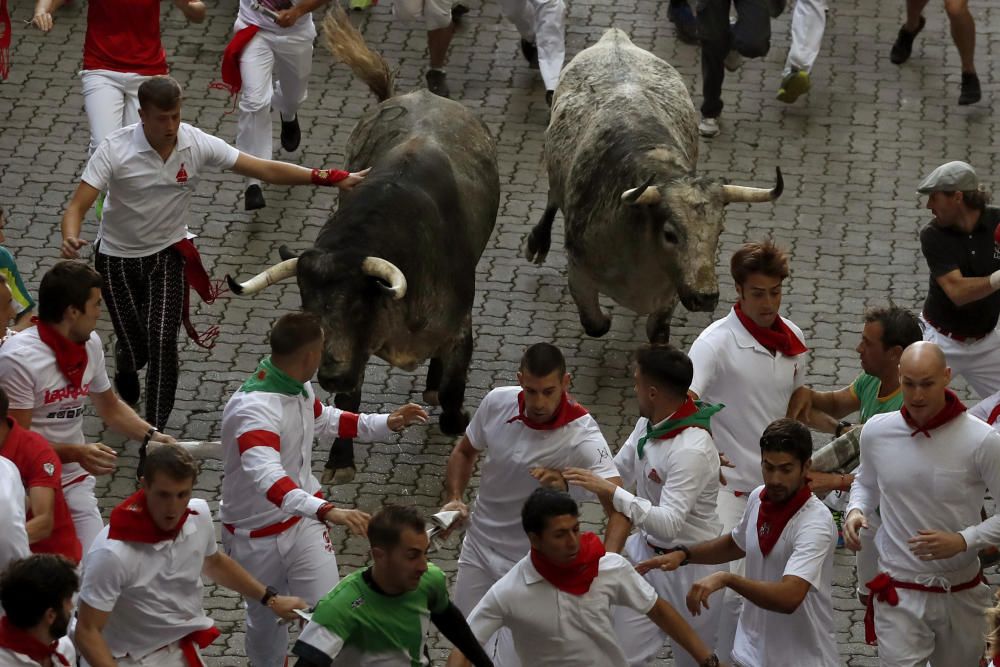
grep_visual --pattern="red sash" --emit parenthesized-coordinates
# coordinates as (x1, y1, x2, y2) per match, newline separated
(0, 0, 11, 80)
(863, 571, 982, 645)
(530, 532, 606, 595)
(756, 485, 811, 556)
(506, 391, 589, 430)
(172, 238, 227, 349)
(208, 25, 261, 111)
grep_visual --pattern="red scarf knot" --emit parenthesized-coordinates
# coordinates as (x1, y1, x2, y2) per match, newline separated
(172, 238, 228, 350)
(0, 617, 70, 666)
(756, 484, 812, 556)
(506, 391, 589, 430)
(108, 489, 196, 544)
(733, 302, 808, 357)
(901, 389, 967, 438)
(35, 318, 88, 389)
(208, 25, 261, 113)
(530, 532, 606, 595)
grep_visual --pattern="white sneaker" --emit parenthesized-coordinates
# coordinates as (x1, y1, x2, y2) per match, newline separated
(724, 49, 744, 72)
(698, 116, 720, 138)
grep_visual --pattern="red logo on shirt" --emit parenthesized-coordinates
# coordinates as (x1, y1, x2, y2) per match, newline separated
(647, 468, 663, 484)
(176, 163, 189, 183)
(44, 382, 91, 405)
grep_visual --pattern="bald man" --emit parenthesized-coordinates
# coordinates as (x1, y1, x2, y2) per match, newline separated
(844, 341, 1000, 665)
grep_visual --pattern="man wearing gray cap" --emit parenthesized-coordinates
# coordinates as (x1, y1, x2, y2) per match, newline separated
(917, 160, 1000, 398)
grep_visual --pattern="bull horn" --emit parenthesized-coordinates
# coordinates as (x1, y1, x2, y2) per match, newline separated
(621, 175, 662, 206)
(361, 257, 407, 300)
(721, 167, 784, 204)
(225, 258, 299, 296)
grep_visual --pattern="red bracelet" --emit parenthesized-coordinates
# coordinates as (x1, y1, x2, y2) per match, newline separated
(317, 502, 335, 520)
(311, 168, 350, 186)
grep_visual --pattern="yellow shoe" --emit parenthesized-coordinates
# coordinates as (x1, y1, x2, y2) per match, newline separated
(777, 69, 810, 103)
(350, 0, 375, 10)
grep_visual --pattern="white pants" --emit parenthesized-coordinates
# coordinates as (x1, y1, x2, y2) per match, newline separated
(392, 0, 453, 31)
(496, 0, 565, 91)
(714, 489, 748, 665)
(221, 519, 341, 667)
(615, 534, 725, 667)
(80, 69, 149, 155)
(235, 20, 314, 187)
(453, 537, 521, 667)
(64, 475, 103, 556)
(784, 0, 827, 74)
(115, 642, 204, 667)
(922, 318, 1000, 399)
(856, 510, 881, 599)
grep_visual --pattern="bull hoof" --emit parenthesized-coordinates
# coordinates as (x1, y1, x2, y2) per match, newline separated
(439, 410, 470, 435)
(423, 389, 441, 407)
(321, 466, 357, 485)
(582, 317, 612, 338)
(521, 231, 549, 265)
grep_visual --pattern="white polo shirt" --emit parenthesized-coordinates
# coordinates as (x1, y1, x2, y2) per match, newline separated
(78, 498, 217, 659)
(0, 328, 112, 487)
(236, 0, 317, 38)
(81, 122, 240, 258)
(689, 309, 807, 492)
(466, 551, 657, 666)
(730, 486, 838, 667)
(612, 418, 722, 547)
(464, 386, 619, 564)
(0, 455, 28, 572)
(0, 637, 75, 666)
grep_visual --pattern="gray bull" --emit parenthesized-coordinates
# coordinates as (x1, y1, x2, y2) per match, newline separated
(523, 28, 782, 342)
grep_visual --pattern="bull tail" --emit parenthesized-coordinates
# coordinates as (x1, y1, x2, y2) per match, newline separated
(522, 204, 558, 265)
(321, 6, 395, 102)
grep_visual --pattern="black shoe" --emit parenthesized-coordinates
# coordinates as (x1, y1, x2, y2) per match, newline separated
(280, 115, 301, 152)
(114, 341, 140, 406)
(667, 1, 699, 44)
(245, 184, 266, 211)
(425, 69, 450, 98)
(959, 72, 981, 105)
(451, 3, 469, 22)
(890, 16, 925, 65)
(767, 0, 786, 18)
(520, 39, 539, 69)
(545, 90, 553, 107)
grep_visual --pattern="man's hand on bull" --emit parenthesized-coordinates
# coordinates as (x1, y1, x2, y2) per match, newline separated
(336, 167, 372, 191)
(388, 403, 429, 432)
(61, 236, 89, 259)
(323, 507, 372, 536)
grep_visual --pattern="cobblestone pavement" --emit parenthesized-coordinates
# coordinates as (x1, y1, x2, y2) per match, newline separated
(3, 0, 1000, 663)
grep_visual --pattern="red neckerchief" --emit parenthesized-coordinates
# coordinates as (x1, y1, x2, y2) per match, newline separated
(0, 617, 70, 666)
(530, 532, 606, 595)
(756, 484, 812, 556)
(901, 389, 967, 438)
(108, 490, 196, 544)
(208, 25, 261, 111)
(653, 397, 699, 439)
(172, 239, 226, 350)
(987, 401, 1000, 426)
(733, 302, 808, 357)
(34, 318, 88, 390)
(0, 0, 11, 80)
(506, 391, 589, 430)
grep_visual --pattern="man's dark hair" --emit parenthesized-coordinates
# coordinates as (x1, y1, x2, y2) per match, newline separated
(368, 504, 426, 550)
(635, 344, 693, 399)
(38, 261, 103, 324)
(0, 555, 79, 629)
(520, 342, 566, 378)
(521, 487, 579, 535)
(759, 418, 813, 465)
(730, 239, 790, 286)
(138, 75, 183, 111)
(864, 305, 922, 351)
(142, 443, 198, 486)
(270, 312, 324, 357)
(961, 188, 991, 211)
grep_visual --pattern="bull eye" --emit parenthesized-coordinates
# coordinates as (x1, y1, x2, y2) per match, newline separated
(663, 229, 680, 245)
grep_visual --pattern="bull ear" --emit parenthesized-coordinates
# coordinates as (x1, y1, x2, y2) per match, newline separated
(621, 176, 662, 206)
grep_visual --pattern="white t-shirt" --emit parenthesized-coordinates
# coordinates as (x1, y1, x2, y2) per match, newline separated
(467, 552, 657, 666)
(0, 637, 76, 666)
(0, 456, 29, 572)
(236, 0, 317, 37)
(730, 486, 838, 667)
(81, 122, 240, 258)
(0, 328, 112, 486)
(78, 498, 217, 659)
(970, 390, 1000, 428)
(688, 309, 807, 492)
(464, 386, 619, 563)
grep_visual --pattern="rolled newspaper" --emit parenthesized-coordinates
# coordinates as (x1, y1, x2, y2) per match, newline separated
(250, 1, 281, 21)
(148, 440, 223, 460)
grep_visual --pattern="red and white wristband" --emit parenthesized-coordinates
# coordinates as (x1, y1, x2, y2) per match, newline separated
(311, 168, 350, 186)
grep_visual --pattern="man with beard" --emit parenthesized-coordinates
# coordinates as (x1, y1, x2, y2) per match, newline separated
(0, 554, 78, 667)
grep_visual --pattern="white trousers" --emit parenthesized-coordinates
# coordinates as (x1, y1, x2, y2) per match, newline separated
(714, 489, 748, 665)
(873, 578, 990, 666)
(453, 537, 521, 667)
(496, 0, 565, 91)
(115, 642, 204, 667)
(235, 20, 314, 187)
(922, 319, 1000, 399)
(784, 0, 827, 74)
(392, 0, 453, 31)
(615, 534, 725, 667)
(856, 511, 881, 598)
(64, 475, 103, 556)
(221, 519, 341, 667)
(80, 69, 149, 155)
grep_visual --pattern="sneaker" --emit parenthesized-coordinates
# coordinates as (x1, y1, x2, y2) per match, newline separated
(425, 69, 450, 98)
(451, 3, 469, 21)
(667, 1, 699, 45)
(959, 72, 981, 105)
(777, 69, 811, 103)
(280, 115, 300, 152)
(831, 510, 845, 549)
(698, 116, 720, 138)
(244, 184, 266, 211)
(890, 16, 925, 65)
(520, 39, 539, 69)
(114, 340, 140, 407)
(723, 49, 743, 72)
(350, 0, 375, 11)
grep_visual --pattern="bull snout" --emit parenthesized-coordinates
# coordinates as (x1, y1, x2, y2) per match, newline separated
(317, 365, 362, 394)
(679, 290, 719, 313)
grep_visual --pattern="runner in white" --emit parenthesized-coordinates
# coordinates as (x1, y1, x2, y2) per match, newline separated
(0, 554, 78, 667)
(776, 0, 827, 104)
(441, 342, 626, 666)
(844, 341, 1000, 665)
(564, 344, 725, 667)
(687, 239, 808, 662)
(0, 457, 28, 574)
(220, 312, 428, 667)
(637, 418, 839, 667)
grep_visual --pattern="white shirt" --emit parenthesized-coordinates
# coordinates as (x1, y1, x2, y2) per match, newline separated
(0, 637, 76, 666)
(78, 498, 217, 659)
(464, 386, 619, 563)
(236, 0, 317, 37)
(970, 390, 1000, 428)
(689, 309, 807, 492)
(847, 411, 1000, 582)
(730, 486, 838, 667)
(81, 123, 240, 258)
(467, 552, 657, 667)
(0, 328, 112, 487)
(0, 456, 29, 572)
(612, 417, 722, 547)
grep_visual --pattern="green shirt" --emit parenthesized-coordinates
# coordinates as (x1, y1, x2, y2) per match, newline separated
(0, 246, 34, 318)
(850, 373, 902, 423)
(293, 564, 450, 667)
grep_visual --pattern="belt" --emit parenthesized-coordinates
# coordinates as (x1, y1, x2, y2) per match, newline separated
(863, 571, 982, 645)
(224, 514, 302, 539)
(646, 540, 676, 555)
(923, 314, 988, 343)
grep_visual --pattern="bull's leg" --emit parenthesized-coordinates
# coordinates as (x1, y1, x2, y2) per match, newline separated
(437, 317, 473, 435)
(321, 389, 362, 485)
(423, 358, 443, 406)
(522, 204, 558, 265)
(568, 261, 611, 337)
(645, 303, 677, 343)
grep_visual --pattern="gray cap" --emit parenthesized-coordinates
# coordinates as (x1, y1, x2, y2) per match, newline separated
(917, 161, 979, 194)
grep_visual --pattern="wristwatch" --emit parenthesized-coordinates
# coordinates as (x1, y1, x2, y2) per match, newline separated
(699, 654, 720, 667)
(260, 585, 278, 606)
(835, 420, 853, 438)
(676, 544, 691, 566)
(141, 427, 158, 449)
